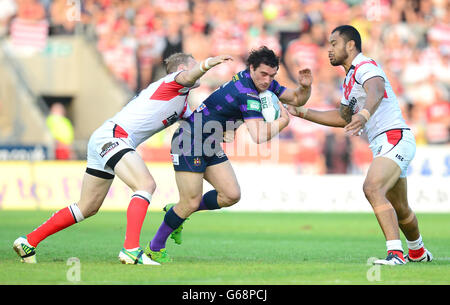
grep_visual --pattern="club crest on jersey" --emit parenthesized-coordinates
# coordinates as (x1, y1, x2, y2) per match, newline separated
(196, 103, 206, 112)
(193, 157, 201, 166)
(100, 141, 119, 157)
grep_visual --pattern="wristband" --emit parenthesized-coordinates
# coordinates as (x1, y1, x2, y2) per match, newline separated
(204, 57, 212, 69)
(358, 109, 371, 122)
(297, 106, 308, 119)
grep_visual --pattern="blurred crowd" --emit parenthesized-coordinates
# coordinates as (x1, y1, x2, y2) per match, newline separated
(0, 0, 449, 172)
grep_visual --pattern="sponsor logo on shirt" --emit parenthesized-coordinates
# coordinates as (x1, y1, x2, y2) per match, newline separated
(247, 99, 261, 112)
(162, 111, 179, 127)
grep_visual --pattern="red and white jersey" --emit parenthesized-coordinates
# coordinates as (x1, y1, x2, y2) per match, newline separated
(340, 53, 409, 142)
(110, 71, 193, 147)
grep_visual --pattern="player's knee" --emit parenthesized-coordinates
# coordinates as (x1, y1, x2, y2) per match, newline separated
(78, 203, 99, 218)
(221, 188, 241, 207)
(136, 179, 157, 195)
(183, 196, 203, 213)
(146, 180, 157, 194)
(362, 182, 384, 202)
(396, 206, 412, 221)
(85, 209, 98, 218)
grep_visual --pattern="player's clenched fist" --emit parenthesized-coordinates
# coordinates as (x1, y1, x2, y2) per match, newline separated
(298, 68, 313, 88)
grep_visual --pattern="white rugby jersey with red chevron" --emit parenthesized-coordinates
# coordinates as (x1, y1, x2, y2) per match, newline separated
(110, 71, 193, 147)
(340, 53, 409, 142)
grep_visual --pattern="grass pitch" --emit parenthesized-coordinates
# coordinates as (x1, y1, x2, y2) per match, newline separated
(0, 210, 449, 285)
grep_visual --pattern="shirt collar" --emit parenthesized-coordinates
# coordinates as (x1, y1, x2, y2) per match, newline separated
(351, 52, 364, 67)
(242, 69, 258, 93)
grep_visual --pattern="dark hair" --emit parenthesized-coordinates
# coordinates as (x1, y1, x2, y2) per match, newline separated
(332, 25, 362, 52)
(246, 46, 280, 70)
(164, 53, 194, 73)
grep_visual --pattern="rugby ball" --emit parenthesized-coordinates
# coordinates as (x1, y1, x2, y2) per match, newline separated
(259, 90, 280, 122)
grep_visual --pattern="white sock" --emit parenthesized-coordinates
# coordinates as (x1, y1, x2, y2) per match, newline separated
(386, 239, 403, 252)
(125, 247, 140, 252)
(406, 235, 424, 250)
(69, 203, 85, 223)
(132, 191, 152, 204)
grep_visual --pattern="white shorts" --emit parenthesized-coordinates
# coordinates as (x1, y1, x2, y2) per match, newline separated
(369, 128, 416, 178)
(86, 121, 135, 178)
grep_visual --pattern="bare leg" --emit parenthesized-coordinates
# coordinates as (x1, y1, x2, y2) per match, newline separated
(363, 157, 402, 241)
(203, 160, 241, 208)
(77, 173, 114, 217)
(172, 171, 204, 219)
(386, 177, 420, 241)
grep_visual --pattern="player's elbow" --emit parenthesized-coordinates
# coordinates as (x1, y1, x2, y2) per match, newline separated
(250, 134, 263, 144)
(292, 100, 303, 107)
(250, 132, 269, 144)
(178, 78, 197, 88)
(175, 72, 198, 87)
(294, 89, 311, 107)
(290, 95, 304, 107)
(246, 121, 265, 144)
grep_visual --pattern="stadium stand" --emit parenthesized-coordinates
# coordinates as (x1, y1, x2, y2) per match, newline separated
(0, 0, 448, 172)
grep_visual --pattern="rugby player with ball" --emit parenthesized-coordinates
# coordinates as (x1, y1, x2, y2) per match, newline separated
(145, 46, 313, 263)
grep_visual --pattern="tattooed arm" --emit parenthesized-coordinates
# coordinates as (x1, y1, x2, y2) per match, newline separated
(339, 103, 353, 125)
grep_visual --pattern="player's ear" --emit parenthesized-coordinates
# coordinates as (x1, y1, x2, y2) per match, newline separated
(346, 40, 356, 52)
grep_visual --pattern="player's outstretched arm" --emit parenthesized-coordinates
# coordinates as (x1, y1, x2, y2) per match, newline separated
(245, 102, 290, 144)
(279, 68, 313, 107)
(175, 55, 233, 87)
(287, 104, 348, 128)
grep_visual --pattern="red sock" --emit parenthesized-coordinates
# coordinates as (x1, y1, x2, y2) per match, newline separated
(408, 247, 425, 259)
(123, 195, 150, 249)
(27, 207, 76, 248)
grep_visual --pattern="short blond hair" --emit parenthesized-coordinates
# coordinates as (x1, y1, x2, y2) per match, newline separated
(164, 53, 194, 73)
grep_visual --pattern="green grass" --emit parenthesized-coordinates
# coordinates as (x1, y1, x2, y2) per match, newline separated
(0, 210, 449, 285)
